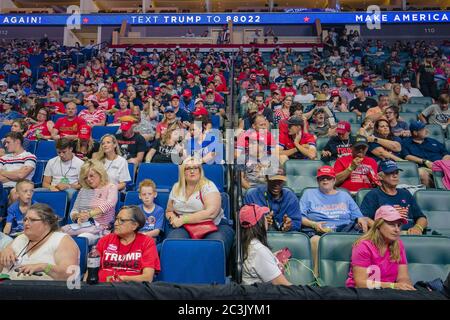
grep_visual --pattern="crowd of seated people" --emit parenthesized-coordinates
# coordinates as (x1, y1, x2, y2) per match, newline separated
(0, 33, 449, 289)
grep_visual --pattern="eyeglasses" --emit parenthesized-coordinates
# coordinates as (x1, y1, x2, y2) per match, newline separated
(185, 166, 200, 172)
(114, 217, 135, 225)
(23, 217, 43, 223)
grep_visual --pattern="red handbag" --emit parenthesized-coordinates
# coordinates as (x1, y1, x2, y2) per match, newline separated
(183, 220, 218, 239)
(181, 189, 218, 239)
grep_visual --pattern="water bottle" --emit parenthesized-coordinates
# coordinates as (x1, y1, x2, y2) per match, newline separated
(87, 245, 100, 285)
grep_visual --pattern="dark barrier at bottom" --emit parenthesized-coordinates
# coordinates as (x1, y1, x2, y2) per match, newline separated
(0, 281, 447, 300)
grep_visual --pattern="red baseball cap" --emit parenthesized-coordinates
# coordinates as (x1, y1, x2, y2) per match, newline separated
(330, 89, 340, 97)
(78, 125, 92, 140)
(171, 94, 180, 101)
(317, 166, 336, 178)
(375, 205, 408, 225)
(239, 204, 270, 228)
(182, 89, 192, 97)
(187, 74, 195, 79)
(206, 88, 214, 94)
(336, 121, 351, 134)
(270, 83, 279, 91)
(250, 73, 257, 80)
(192, 106, 209, 117)
(120, 116, 137, 131)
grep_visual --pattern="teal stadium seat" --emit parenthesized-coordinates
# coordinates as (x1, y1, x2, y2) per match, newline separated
(396, 161, 421, 185)
(398, 112, 417, 124)
(414, 190, 450, 236)
(402, 103, 426, 114)
(425, 124, 445, 143)
(318, 233, 358, 287)
(315, 137, 329, 155)
(318, 233, 450, 287)
(267, 231, 315, 285)
(409, 97, 433, 105)
(335, 112, 358, 124)
(285, 160, 323, 196)
(446, 140, 450, 153)
(355, 188, 372, 207)
(432, 171, 445, 189)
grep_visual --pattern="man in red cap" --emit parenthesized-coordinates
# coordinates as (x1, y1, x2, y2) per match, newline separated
(115, 116, 147, 165)
(279, 116, 317, 162)
(240, 72, 261, 92)
(300, 165, 370, 273)
(179, 89, 195, 113)
(321, 120, 355, 163)
(203, 89, 225, 120)
(183, 74, 201, 98)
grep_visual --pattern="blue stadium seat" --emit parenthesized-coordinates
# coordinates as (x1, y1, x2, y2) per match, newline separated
(35, 140, 57, 160)
(25, 140, 37, 154)
(0, 125, 11, 139)
(126, 163, 135, 190)
(32, 160, 47, 188)
(91, 126, 119, 141)
(402, 103, 426, 114)
(72, 236, 88, 276)
(415, 190, 450, 236)
(398, 112, 417, 124)
(76, 105, 86, 114)
(32, 191, 67, 220)
(409, 97, 433, 105)
(425, 124, 445, 143)
(158, 239, 226, 284)
(135, 163, 225, 192)
(51, 114, 66, 123)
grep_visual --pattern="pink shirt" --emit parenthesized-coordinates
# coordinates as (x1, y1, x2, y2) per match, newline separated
(346, 239, 407, 287)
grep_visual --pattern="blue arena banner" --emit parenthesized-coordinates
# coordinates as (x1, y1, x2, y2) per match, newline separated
(0, 11, 448, 26)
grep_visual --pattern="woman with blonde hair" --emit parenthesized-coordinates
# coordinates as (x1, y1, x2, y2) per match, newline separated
(165, 157, 235, 257)
(389, 83, 408, 108)
(346, 205, 415, 290)
(93, 134, 131, 191)
(62, 160, 118, 245)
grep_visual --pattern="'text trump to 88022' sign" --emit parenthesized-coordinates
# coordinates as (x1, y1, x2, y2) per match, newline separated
(0, 12, 448, 26)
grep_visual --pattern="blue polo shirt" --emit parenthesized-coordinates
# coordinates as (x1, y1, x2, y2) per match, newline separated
(401, 137, 448, 162)
(360, 188, 426, 230)
(244, 185, 302, 231)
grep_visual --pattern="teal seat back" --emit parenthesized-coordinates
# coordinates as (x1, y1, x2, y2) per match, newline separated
(399, 112, 417, 124)
(285, 160, 322, 196)
(355, 188, 372, 207)
(433, 171, 445, 189)
(397, 162, 421, 185)
(425, 124, 445, 143)
(402, 235, 450, 283)
(335, 112, 358, 124)
(315, 137, 329, 154)
(318, 233, 359, 287)
(267, 232, 314, 285)
(401, 103, 426, 114)
(415, 190, 450, 236)
(409, 97, 433, 105)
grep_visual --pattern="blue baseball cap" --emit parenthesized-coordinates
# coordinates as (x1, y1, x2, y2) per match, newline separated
(164, 106, 175, 113)
(378, 160, 404, 174)
(409, 120, 426, 132)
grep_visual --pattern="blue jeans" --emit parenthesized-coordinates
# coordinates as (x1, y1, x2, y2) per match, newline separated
(165, 219, 235, 259)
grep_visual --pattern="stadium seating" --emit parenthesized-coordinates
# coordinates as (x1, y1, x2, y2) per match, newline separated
(315, 137, 328, 155)
(267, 231, 315, 285)
(399, 112, 417, 124)
(285, 160, 323, 195)
(91, 126, 119, 141)
(335, 112, 358, 124)
(446, 140, 450, 153)
(157, 239, 226, 284)
(432, 171, 445, 189)
(414, 190, 450, 236)
(318, 233, 357, 287)
(354, 188, 372, 207)
(135, 163, 225, 192)
(25, 140, 37, 154)
(73, 236, 88, 276)
(318, 233, 450, 286)
(401, 103, 427, 114)
(35, 140, 57, 160)
(32, 191, 67, 220)
(0, 125, 12, 139)
(396, 161, 421, 185)
(409, 97, 433, 105)
(425, 124, 445, 143)
(32, 160, 47, 187)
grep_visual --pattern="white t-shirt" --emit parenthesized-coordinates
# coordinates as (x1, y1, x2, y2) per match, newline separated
(44, 155, 84, 186)
(294, 93, 314, 104)
(1, 232, 69, 280)
(400, 86, 423, 99)
(242, 239, 282, 285)
(103, 156, 131, 185)
(169, 181, 224, 225)
(421, 104, 450, 129)
(0, 151, 36, 187)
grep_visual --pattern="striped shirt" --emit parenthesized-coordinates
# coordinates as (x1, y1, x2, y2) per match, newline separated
(0, 151, 36, 187)
(70, 183, 118, 227)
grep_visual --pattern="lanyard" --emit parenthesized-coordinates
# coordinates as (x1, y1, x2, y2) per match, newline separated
(9, 230, 52, 272)
(60, 158, 73, 178)
(264, 191, 281, 230)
